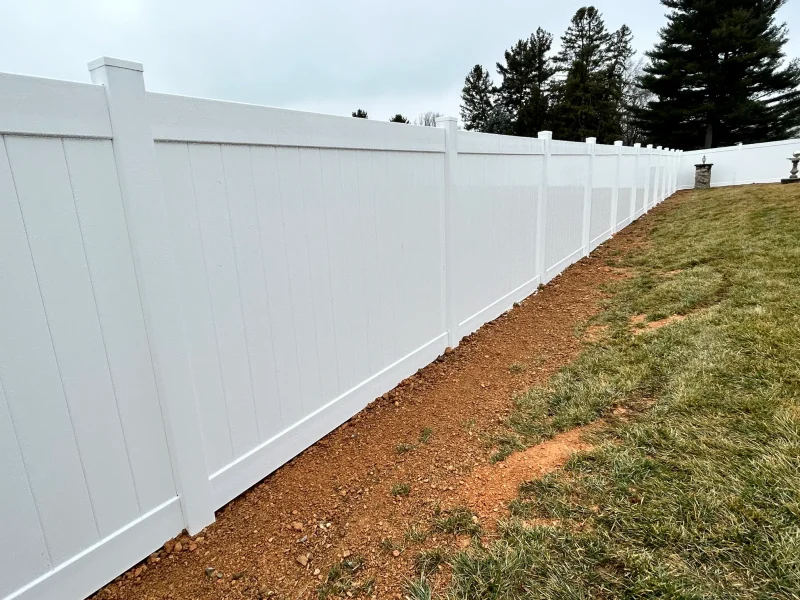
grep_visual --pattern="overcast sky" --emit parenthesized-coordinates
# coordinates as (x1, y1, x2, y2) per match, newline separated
(2, 0, 799, 123)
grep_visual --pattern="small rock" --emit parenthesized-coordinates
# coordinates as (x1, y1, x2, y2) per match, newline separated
(291, 521, 304, 531)
(134, 567, 143, 577)
(205, 567, 216, 578)
(188, 544, 197, 552)
(342, 549, 351, 558)
(298, 535, 308, 543)
(296, 554, 309, 567)
(392, 550, 400, 557)
(173, 542, 183, 553)
(232, 572, 245, 580)
(444, 347, 453, 355)
(163, 540, 175, 554)
(216, 572, 224, 579)
(313, 568, 321, 576)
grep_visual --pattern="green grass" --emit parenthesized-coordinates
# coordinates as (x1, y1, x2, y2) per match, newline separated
(404, 577, 433, 600)
(396, 442, 415, 455)
(317, 556, 374, 599)
(405, 523, 428, 544)
(420, 427, 433, 444)
(391, 482, 411, 497)
(433, 506, 481, 537)
(415, 547, 448, 576)
(437, 186, 800, 599)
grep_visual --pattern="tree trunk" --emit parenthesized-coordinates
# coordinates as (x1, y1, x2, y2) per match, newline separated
(704, 122, 713, 148)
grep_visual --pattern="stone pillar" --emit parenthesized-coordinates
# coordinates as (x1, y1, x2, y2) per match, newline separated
(694, 162, 713, 189)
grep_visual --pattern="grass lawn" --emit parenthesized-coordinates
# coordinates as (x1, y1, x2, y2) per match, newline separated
(413, 185, 800, 599)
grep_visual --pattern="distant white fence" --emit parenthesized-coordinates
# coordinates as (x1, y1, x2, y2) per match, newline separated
(0, 57, 681, 600)
(678, 138, 800, 189)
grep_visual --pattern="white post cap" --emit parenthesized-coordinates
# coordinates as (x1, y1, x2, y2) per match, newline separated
(87, 56, 143, 72)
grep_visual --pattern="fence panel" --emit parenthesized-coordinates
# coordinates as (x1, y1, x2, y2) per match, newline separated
(678, 139, 800, 188)
(149, 94, 448, 509)
(454, 132, 542, 338)
(546, 151, 588, 280)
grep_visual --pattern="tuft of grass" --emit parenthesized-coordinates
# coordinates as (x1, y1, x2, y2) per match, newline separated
(395, 443, 415, 455)
(509, 363, 526, 374)
(419, 427, 433, 444)
(317, 556, 373, 600)
(380, 538, 402, 553)
(404, 577, 433, 600)
(490, 432, 525, 463)
(433, 506, 481, 536)
(437, 186, 800, 599)
(405, 524, 428, 544)
(415, 548, 447, 576)
(391, 482, 411, 497)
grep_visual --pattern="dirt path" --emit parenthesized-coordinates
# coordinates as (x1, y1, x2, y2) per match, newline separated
(92, 204, 670, 600)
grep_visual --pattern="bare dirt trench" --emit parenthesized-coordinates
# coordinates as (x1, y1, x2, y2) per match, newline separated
(92, 203, 671, 600)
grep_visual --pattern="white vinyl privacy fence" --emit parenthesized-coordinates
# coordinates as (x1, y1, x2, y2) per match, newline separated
(0, 57, 681, 600)
(677, 137, 800, 189)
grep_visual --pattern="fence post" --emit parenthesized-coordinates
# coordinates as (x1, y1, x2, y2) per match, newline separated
(666, 148, 673, 199)
(632, 143, 641, 220)
(671, 150, 677, 194)
(654, 146, 663, 205)
(88, 57, 215, 534)
(734, 142, 743, 185)
(536, 131, 552, 283)
(644, 144, 653, 211)
(582, 137, 596, 257)
(610, 140, 623, 233)
(435, 116, 459, 349)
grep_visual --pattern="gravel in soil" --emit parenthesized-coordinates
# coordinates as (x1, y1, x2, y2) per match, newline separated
(91, 204, 672, 600)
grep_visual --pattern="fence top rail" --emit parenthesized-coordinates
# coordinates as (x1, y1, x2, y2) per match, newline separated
(682, 138, 800, 155)
(456, 129, 545, 155)
(0, 72, 112, 139)
(147, 91, 445, 153)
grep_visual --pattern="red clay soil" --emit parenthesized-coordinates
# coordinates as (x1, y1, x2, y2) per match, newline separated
(457, 424, 597, 525)
(91, 200, 677, 600)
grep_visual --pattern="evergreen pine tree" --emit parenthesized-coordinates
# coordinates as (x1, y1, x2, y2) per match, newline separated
(460, 65, 494, 131)
(602, 24, 635, 140)
(484, 105, 514, 135)
(352, 109, 368, 118)
(496, 28, 557, 136)
(549, 7, 629, 143)
(637, 0, 800, 149)
(389, 114, 410, 123)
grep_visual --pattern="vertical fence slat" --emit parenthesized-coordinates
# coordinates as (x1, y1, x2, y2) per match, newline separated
(435, 117, 459, 348)
(582, 137, 595, 257)
(536, 131, 552, 282)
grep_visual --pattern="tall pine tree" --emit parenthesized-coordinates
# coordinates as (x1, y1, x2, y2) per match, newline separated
(460, 65, 495, 131)
(550, 7, 630, 143)
(637, 0, 800, 149)
(496, 28, 557, 136)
